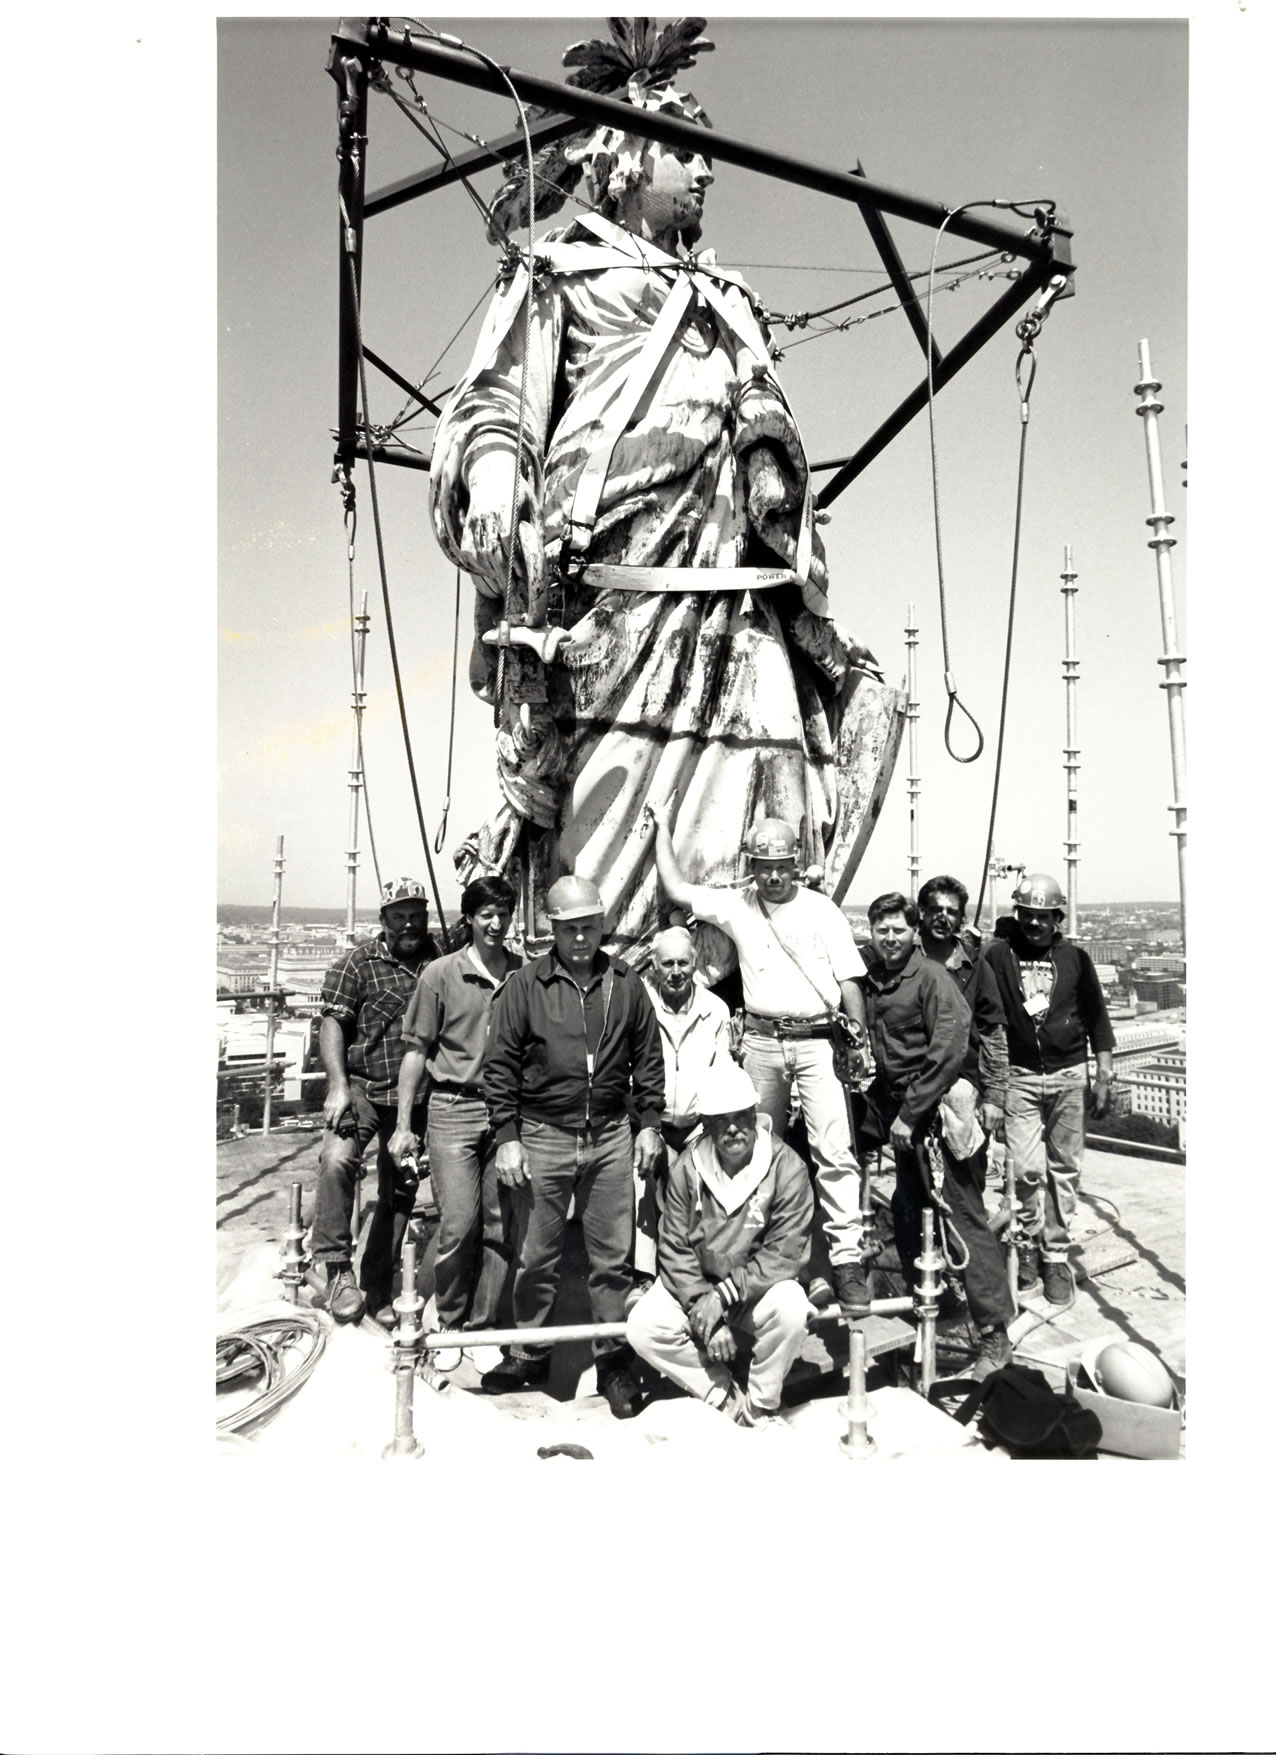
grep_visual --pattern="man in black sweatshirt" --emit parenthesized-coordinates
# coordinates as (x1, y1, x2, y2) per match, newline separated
(981, 873, 1115, 1305)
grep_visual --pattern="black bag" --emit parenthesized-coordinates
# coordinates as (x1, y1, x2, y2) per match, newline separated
(954, 1362, 1103, 1459)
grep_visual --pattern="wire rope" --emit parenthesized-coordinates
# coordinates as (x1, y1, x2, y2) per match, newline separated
(343, 501, 383, 899)
(215, 1311, 329, 1435)
(434, 568, 462, 854)
(340, 189, 452, 948)
(973, 339, 1036, 926)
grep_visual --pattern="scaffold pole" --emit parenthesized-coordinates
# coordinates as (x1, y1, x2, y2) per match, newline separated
(345, 591, 370, 947)
(262, 834, 285, 1134)
(905, 603, 921, 903)
(1133, 340, 1187, 950)
(1061, 546, 1080, 937)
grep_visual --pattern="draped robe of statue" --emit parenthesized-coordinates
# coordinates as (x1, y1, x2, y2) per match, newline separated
(430, 212, 902, 964)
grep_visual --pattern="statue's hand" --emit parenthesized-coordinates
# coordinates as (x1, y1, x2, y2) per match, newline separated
(460, 449, 532, 600)
(745, 443, 795, 524)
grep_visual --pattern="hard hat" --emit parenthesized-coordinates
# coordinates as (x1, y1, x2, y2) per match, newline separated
(696, 1061, 760, 1116)
(380, 877, 429, 910)
(1090, 1340, 1176, 1408)
(743, 818, 799, 862)
(1012, 872, 1066, 912)
(545, 874, 604, 921)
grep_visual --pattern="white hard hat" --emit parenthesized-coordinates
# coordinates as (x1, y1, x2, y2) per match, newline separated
(696, 1061, 760, 1116)
(546, 874, 604, 921)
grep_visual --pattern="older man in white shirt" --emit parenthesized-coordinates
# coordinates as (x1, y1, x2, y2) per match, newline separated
(631, 927, 732, 1299)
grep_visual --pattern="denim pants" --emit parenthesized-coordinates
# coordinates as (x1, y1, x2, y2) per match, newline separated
(427, 1092, 512, 1332)
(626, 1277, 810, 1414)
(1004, 1065, 1087, 1261)
(890, 1136, 1014, 1330)
(633, 1120, 698, 1279)
(743, 1032, 863, 1265)
(310, 1080, 426, 1305)
(509, 1115, 634, 1361)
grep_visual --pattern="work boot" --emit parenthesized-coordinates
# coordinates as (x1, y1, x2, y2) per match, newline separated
(371, 1302, 398, 1332)
(596, 1354, 643, 1421)
(832, 1260, 873, 1317)
(1042, 1259, 1074, 1305)
(1017, 1242, 1042, 1291)
(479, 1349, 551, 1394)
(969, 1323, 1013, 1382)
(323, 1262, 365, 1324)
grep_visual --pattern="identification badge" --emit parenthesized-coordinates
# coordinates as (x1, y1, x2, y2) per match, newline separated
(1024, 992, 1049, 1021)
(586, 1052, 595, 1079)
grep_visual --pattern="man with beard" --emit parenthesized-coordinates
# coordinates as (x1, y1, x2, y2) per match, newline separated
(310, 878, 441, 1324)
(981, 874, 1115, 1304)
(916, 874, 1009, 1186)
(859, 892, 1014, 1381)
(632, 926, 732, 1301)
(626, 1060, 813, 1427)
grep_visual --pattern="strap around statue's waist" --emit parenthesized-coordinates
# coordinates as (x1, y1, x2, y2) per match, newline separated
(580, 563, 797, 594)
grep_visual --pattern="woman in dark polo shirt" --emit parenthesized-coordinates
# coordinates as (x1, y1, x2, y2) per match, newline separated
(389, 876, 520, 1368)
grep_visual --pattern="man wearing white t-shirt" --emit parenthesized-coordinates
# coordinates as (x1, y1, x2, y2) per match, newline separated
(646, 799, 873, 1314)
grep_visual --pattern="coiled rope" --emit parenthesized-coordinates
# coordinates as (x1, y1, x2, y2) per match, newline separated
(216, 1310, 329, 1435)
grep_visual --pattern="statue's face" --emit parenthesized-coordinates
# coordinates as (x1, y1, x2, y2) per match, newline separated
(626, 136, 713, 243)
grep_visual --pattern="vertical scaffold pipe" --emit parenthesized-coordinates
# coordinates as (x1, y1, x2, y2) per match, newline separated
(840, 1328, 877, 1459)
(1133, 340, 1187, 951)
(905, 603, 921, 904)
(262, 834, 285, 1135)
(1061, 547, 1080, 938)
(345, 591, 370, 948)
(915, 1208, 943, 1396)
(383, 1236, 426, 1460)
(278, 1181, 308, 1303)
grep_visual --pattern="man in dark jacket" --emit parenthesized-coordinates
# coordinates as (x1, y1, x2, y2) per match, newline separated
(480, 874, 665, 1417)
(859, 892, 1014, 1381)
(981, 872, 1115, 1304)
(626, 1060, 814, 1427)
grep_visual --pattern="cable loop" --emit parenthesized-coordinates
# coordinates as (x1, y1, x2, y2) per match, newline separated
(943, 689, 985, 764)
(1015, 342, 1037, 419)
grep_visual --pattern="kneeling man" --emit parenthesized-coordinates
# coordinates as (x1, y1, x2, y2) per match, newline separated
(627, 1062, 813, 1427)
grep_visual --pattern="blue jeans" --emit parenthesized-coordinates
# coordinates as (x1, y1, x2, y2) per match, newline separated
(310, 1079, 426, 1306)
(508, 1115, 634, 1361)
(1004, 1065, 1087, 1261)
(743, 1032, 863, 1265)
(427, 1092, 512, 1331)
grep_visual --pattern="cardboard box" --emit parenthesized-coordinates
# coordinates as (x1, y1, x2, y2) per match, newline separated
(1067, 1356, 1184, 1460)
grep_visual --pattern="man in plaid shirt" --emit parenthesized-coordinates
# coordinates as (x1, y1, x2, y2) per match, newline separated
(310, 877, 441, 1324)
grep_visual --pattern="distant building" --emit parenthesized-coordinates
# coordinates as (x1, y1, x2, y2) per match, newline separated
(1135, 955, 1186, 979)
(1132, 976, 1185, 1009)
(1078, 938, 1128, 965)
(1123, 1049, 1186, 1145)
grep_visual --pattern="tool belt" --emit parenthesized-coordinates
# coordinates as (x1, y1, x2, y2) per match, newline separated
(744, 1012, 837, 1039)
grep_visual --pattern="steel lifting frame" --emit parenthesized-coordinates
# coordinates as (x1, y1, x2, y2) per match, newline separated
(328, 17, 1075, 502)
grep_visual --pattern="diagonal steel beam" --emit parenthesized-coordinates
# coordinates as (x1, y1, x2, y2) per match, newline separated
(364, 114, 582, 218)
(816, 255, 1057, 506)
(852, 160, 942, 370)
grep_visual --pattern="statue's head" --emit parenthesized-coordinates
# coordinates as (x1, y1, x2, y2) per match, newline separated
(486, 19, 716, 249)
(566, 77, 714, 246)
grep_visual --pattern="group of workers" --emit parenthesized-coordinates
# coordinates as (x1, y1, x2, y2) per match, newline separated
(309, 806, 1114, 1425)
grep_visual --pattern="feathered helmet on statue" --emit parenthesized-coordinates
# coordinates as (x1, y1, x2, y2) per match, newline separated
(486, 18, 715, 246)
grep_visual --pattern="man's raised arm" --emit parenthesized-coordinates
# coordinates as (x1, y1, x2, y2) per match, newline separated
(644, 796, 697, 911)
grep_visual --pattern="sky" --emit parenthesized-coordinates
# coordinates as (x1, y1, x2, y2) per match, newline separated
(218, 14, 1190, 915)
